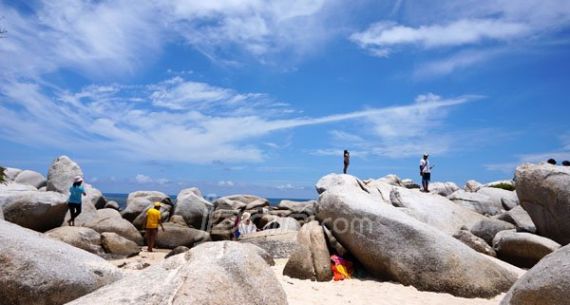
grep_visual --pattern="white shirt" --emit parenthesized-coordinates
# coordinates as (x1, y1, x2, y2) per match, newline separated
(420, 159, 431, 174)
(238, 222, 257, 236)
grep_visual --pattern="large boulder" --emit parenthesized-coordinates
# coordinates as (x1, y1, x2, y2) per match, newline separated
(13, 170, 46, 189)
(0, 220, 122, 305)
(470, 218, 516, 245)
(453, 229, 496, 257)
(477, 187, 519, 211)
(45, 226, 104, 255)
(283, 221, 332, 281)
(46, 155, 83, 194)
(501, 244, 570, 305)
(515, 163, 570, 245)
(85, 209, 144, 245)
(0, 191, 68, 232)
(83, 184, 107, 210)
(448, 190, 502, 216)
(496, 205, 537, 233)
(316, 181, 518, 298)
(66, 242, 287, 305)
(277, 199, 316, 215)
(493, 230, 561, 268)
(0, 182, 37, 192)
(101, 232, 141, 258)
(172, 188, 212, 230)
(465, 180, 483, 192)
(121, 191, 169, 222)
(155, 222, 211, 249)
(239, 229, 300, 259)
(213, 194, 269, 211)
(429, 181, 460, 196)
(3, 167, 22, 182)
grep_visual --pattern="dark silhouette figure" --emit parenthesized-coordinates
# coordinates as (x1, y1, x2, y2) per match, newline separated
(343, 150, 350, 174)
(547, 159, 557, 165)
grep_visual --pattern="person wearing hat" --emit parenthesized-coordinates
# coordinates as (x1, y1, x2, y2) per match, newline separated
(419, 153, 433, 192)
(237, 212, 257, 238)
(144, 202, 165, 252)
(67, 176, 86, 226)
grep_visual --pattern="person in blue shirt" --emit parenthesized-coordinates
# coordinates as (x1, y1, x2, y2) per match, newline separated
(67, 176, 86, 226)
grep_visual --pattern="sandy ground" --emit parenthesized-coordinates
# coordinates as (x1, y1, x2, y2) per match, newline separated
(110, 248, 511, 305)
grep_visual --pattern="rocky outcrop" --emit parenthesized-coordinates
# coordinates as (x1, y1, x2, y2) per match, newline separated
(155, 222, 211, 249)
(173, 187, 212, 230)
(46, 156, 83, 194)
(316, 181, 518, 298)
(477, 187, 519, 211)
(470, 218, 516, 245)
(493, 230, 561, 268)
(45, 226, 104, 255)
(453, 229, 496, 257)
(84, 209, 144, 245)
(66, 242, 287, 305)
(501, 244, 570, 305)
(0, 191, 68, 232)
(448, 190, 502, 216)
(239, 229, 300, 259)
(515, 163, 570, 245)
(496, 205, 536, 233)
(101, 232, 141, 258)
(13, 170, 46, 189)
(164, 246, 190, 259)
(121, 191, 169, 222)
(0, 182, 37, 192)
(105, 200, 120, 210)
(3, 167, 22, 182)
(213, 194, 269, 211)
(429, 181, 460, 196)
(0, 220, 122, 305)
(283, 221, 332, 281)
(465, 180, 483, 192)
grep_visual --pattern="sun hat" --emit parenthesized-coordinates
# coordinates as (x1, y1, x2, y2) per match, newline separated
(74, 176, 83, 183)
(153, 202, 161, 208)
(241, 212, 251, 221)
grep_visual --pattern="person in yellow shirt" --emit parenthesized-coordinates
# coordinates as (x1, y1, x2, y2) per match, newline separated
(144, 202, 165, 252)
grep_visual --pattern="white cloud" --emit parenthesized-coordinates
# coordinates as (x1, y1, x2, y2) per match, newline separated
(414, 49, 504, 78)
(135, 174, 153, 184)
(351, 19, 529, 53)
(218, 180, 235, 187)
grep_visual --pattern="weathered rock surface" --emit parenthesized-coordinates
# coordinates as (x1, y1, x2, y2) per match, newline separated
(477, 187, 519, 211)
(13, 170, 46, 189)
(121, 191, 169, 222)
(66, 242, 287, 305)
(46, 155, 83, 194)
(283, 221, 332, 281)
(0, 191, 68, 232)
(429, 181, 460, 196)
(164, 246, 190, 259)
(277, 199, 316, 215)
(0, 182, 37, 192)
(501, 244, 570, 305)
(316, 179, 518, 298)
(85, 208, 144, 245)
(213, 194, 269, 211)
(173, 187, 212, 230)
(470, 218, 516, 245)
(155, 223, 211, 249)
(45, 226, 104, 255)
(263, 216, 301, 231)
(0, 220, 122, 305)
(496, 205, 536, 233)
(239, 229, 300, 259)
(465, 180, 483, 192)
(493, 230, 561, 268)
(453, 229, 496, 257)
(515, 163, 570, 245)
(104, 200, 120, 210)
(101, 232, 141, 258)
(3, 167, 22, 182)
(448, 190, 502, 216)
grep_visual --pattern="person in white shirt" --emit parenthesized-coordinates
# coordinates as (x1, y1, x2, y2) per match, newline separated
(238, 212, 257, 237)
(419, 153, 432, 192)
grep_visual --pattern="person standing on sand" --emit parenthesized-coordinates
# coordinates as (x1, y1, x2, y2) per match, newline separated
(67, 176, 86, 226)
(343, 150, 350, 174)
(419, 153, 433, 192)
(144, 202, 165, 252)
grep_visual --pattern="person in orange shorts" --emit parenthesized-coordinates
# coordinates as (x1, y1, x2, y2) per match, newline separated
(144, 202, 165, 252)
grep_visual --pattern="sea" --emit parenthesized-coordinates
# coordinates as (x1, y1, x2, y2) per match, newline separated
(103, 193, 311, 210)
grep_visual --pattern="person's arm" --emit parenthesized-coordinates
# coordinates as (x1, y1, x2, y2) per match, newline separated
(159, 216, 165, 232)
(81, 186, 86, 196)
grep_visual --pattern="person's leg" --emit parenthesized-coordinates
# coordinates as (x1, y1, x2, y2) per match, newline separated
(343, 162, 348, 174)
(69, 205, 78, 226)
(425, 173, 431, 192)
(421, 176, 428, 192)
(147, 229, 157, 252)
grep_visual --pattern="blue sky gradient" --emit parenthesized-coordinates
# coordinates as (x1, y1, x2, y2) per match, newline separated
(1, 0, 569, 198)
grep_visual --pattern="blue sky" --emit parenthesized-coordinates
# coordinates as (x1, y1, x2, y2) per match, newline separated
(1, 0, 569, 198)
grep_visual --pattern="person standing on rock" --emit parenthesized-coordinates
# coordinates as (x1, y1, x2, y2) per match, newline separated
(419, 153, 433, 192)
(343, 150, 350, 174)
(144, 202, 165, 252)
(67, 176, 86, 226)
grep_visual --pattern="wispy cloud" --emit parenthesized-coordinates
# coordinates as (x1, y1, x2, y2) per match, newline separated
(414, 49, 504, 78)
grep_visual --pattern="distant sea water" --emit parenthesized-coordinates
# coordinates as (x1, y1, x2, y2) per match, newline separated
(103, 193, 312, 210)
